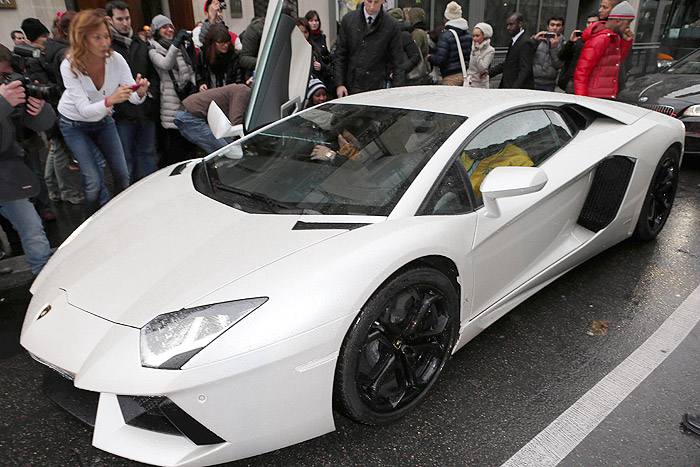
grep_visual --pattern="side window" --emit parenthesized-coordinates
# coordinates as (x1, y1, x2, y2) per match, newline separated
(545, 109, 574, 146)
(419, 160, 473, 215)
(459, 109, 563, 206)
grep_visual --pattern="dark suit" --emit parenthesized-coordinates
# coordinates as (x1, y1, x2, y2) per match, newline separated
(334, 3, 405, 94)
(489, 31, 535, 89)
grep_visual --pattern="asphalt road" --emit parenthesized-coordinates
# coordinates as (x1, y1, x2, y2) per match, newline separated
(1, 163, 700, 467)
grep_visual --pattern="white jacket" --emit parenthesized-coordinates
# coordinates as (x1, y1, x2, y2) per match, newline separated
(149, 41, 196, 129)
(467, 39, 495, 89)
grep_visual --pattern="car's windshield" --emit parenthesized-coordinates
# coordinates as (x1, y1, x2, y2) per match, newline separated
(665, 48, 700, 74)
(202, 103, 466, 215)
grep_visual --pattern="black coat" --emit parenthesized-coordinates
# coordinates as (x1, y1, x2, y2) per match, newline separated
(111, 33, 160, 123)
(196, 47, 244, 89)
(489, 32, 535, 89)
(397, 30, 421, 74)
(334, 4, 405, 94)
(43, 38, 69, 88)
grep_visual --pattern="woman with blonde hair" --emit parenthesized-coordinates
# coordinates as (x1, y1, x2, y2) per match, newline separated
(467, 22, 495, 88)
(58, 9, 149, 217)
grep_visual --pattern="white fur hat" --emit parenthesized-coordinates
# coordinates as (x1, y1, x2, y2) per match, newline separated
(474, 22, 493, 39)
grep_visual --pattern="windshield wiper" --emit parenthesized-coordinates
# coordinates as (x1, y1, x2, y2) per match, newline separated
(210, 180, 298, 213)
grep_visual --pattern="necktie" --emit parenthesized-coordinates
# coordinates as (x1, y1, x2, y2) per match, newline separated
(367, 16, 372, 29)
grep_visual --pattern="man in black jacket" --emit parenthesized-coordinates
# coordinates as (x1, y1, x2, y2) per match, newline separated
(488, 12, 535, 89)
(107, 1, 160, 181)
(0, 44, 54, 275)
(334, 0, 405, 97)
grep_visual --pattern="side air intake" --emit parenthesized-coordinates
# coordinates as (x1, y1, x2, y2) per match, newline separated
(577, 156, 635, 232)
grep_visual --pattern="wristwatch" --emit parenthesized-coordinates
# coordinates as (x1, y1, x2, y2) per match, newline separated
(325, 150, 335, 160)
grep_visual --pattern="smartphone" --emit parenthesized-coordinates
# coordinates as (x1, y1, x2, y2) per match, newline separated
(544, 32, 556, 38)
(574, 30, 583, 37)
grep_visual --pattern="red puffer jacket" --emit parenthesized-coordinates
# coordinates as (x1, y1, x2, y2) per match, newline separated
(574, 22, 632, 98)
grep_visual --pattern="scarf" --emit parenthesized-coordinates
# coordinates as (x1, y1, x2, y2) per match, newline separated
(311, 29, 321, 36)
(110, 23, 133, 48)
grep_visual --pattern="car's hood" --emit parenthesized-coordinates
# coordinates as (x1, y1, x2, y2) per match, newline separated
(619, 73, 700, 111)
(35, 165, 365, 328)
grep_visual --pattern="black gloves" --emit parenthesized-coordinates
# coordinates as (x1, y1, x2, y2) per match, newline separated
(173, 29, 190, 48)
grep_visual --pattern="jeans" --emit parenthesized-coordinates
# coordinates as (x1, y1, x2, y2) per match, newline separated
(174, 110, 232, 155)
(59, 114, 130, 218)
(0, 198, 52, 274)
(45, 135, 82, 200)
(116, 120, 157, 181)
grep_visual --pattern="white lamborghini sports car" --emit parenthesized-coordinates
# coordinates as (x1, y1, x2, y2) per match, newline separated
(21, 84, 683, 465)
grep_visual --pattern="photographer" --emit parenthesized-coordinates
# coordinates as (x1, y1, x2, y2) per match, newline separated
(149, 14, 197, 167)
(0, 44, 54, 275)
(58, 10, 150, 218)
(17, 18, 56, 220)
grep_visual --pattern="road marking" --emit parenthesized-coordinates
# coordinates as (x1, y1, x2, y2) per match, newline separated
(501, 282, 700, 467)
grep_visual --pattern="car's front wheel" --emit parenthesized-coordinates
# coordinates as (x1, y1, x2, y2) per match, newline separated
(633, 147, 680, 241)
(334, 267, 459, 425)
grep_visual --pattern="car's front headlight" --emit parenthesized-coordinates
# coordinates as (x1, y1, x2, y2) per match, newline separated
(683, 105, 700, 117)
(140, 297, 268, 369)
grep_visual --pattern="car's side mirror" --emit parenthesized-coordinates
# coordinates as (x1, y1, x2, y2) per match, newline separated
(480, 166, 548, 218)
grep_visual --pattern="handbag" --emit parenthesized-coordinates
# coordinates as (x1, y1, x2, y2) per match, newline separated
(168, 69, 196, 102)
(0, 158, 41, 202)
(449, 29, 469, 87)
(407, 47, 428, 83)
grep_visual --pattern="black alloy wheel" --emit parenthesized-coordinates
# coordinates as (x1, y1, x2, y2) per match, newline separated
(633, 148, 680, 241)
(334, 268, 459, 425)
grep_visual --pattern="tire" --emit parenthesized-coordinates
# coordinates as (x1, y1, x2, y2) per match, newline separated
(334, 267, 459, 425)
(633, 148, 680, 241)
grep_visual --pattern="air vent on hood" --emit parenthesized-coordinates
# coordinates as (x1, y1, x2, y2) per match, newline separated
(292, 221, 369, 231)
(169, 162, 190, 176)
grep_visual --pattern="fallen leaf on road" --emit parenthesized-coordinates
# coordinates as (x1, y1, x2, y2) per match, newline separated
(587, 320, 610, 336)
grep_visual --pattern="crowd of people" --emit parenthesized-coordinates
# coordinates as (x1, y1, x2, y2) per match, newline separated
(0, 0, 638, 276)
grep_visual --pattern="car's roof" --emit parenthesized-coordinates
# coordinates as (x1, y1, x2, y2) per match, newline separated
(335, 86, 579, 117)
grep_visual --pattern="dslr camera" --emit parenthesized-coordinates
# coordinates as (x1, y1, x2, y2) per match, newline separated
(3, 43, 61, 103)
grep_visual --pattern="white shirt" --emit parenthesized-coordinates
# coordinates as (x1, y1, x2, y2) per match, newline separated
(58, 52, 144, 122)
(512, 28, 524, 45)
(364, 9, 379, 25)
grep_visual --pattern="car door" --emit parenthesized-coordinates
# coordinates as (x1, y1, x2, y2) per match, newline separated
(460, 108, 589, 319)
(243, 0, 313, 134)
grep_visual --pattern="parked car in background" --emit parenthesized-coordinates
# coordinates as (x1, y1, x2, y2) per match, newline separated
(619, 47, 700, 156)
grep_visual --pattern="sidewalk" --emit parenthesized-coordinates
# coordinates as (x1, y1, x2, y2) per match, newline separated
(0, 254, 36, 291)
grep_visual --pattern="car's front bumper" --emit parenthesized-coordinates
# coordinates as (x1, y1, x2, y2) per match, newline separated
(22, 292, 348, 466)
(679, 116, 700, 156)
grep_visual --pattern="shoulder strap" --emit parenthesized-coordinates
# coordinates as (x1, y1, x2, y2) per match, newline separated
(449, 29, 468, 81)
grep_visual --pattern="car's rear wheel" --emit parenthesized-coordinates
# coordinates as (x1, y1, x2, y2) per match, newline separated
(334, 267, 459, 425)
(633, 148, 680, 241)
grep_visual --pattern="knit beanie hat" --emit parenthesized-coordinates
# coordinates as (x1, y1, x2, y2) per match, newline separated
(608, 1, 636, 20)
(307, 78, 326, 100)
(444, 2, 462, 21)
(388, 8, 404, 21)
(21, 18, 50, 42)
(474, 22, 493, 39)
(150, 14, 173, 37)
